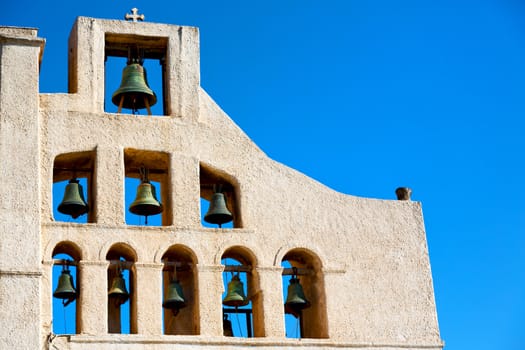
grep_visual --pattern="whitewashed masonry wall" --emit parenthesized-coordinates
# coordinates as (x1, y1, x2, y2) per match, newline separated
(0, 17, 443, 350)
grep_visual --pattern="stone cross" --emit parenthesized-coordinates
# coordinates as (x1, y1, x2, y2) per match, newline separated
(125, 8, 145, 22)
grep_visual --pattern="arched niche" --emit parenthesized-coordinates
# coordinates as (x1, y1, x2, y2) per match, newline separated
(52, 241, 82, 334)
(281, 248, 328, 339)
(106, 243, 137, 334)
(221, 246, 263, 337)
(161, 245, 199, 335)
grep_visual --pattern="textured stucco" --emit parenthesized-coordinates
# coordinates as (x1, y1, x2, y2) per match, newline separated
(0, 16, 443, 350)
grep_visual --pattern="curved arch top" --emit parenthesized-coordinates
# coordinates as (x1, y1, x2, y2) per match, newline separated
(156, 243, 198, 264)
(51, 240, 83, 261)
(100, 240, 139, 261)
(273, 245, 325, 269)
(216, 245, 259, 266)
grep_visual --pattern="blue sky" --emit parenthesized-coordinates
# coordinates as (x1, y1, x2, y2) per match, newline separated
(4, 1, 525, 348)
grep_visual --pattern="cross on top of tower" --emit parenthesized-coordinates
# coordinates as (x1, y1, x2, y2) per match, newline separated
(125, 8, 145, 22)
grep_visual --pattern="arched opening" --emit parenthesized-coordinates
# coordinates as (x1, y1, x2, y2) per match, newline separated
(52, 241, 82, 334)
(53, 151, 95, 223)
(200, 163, 241, 229)
(161, 245, 199, 335)
(221, 246, 263, 337)
(106, 243, 137, 334)
(281, 248, 328, 339)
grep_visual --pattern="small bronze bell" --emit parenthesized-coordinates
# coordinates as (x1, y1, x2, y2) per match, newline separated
(204, 191, 233, 227)
(129, 181, 163, 217)
(223, 274, 248, 307)
(163, 280, 187, 313)
(284, 277, 311, 318)
(108, 272, 130, 306)
(53, 268, 77, 305)
(223, 314, 233, 336)
(112, 62, 157, 114)
(57, 179, 89, 219)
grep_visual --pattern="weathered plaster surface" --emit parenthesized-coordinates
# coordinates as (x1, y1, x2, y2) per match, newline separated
(0, 16, 443, 349)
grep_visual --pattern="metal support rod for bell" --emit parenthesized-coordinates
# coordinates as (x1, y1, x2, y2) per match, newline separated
(162, 261, 192, 271)
(117, 95, 124, 113)
(223, 264, 252, 273)
(108, 260, 133, 270)
(54, 167, 93, 172)
(140, 167, 147, 182)
(281, 267, 313, 276)
(53, 259, 78, 267)
(298, 310, 304, 339)
(144, 97, 151, 115)
(116, 94, 152, 115)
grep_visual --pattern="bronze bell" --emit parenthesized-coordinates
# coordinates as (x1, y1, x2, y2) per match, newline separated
(112, 62, 157, 114)
(223, 274, 248, 307)
(223, 314, 233, 336)
(284, 277, 311, 318)
(108, 272, 130, 306)
(57, 179, 89, 219)
(162, 280, 187, 312)
(53, 268, 77, 303)
(129, 181, 163, 219)
(204, 192, 233, 227)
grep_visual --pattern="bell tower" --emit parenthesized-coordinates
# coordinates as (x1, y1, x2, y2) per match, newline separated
(0, 12, 443, 350)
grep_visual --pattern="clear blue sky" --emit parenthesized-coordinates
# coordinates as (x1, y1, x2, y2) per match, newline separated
(3, 1, 525, 348)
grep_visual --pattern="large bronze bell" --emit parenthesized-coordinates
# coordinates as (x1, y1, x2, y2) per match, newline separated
(112, 62, 157, 114)
(129, 181, 163, 220)
(53, 268, 77, 304)
(284, 277, 311, 318)
(57, 179, 89, 219)
(223, 314, 233, 336)
(204, 192, 233, 227)
(223, 274, 249, 307)
(162, 280, 187, 313)
(108, 272, 130, 306)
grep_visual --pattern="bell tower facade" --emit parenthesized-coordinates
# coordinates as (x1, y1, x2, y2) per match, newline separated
(0, 15, 443, 350)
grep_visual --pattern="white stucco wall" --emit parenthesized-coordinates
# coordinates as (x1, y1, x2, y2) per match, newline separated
(0, 17, 443, 350)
